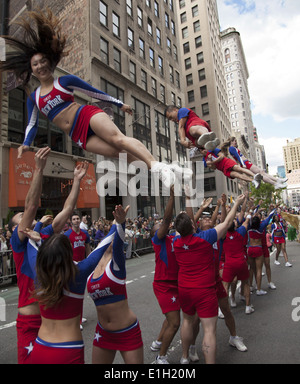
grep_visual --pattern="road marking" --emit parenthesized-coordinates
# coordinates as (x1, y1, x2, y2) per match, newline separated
(0, 321, 16, 331)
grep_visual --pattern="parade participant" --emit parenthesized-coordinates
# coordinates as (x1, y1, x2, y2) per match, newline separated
(221, 137, 287, 189)
(0, 9, 179, 189)
(65, 212, 91, 262)
(199, 147, 262, 189)
(173, 194, 245, 364)
(9, 147, 50, 363)
(9, 157, 89, 363)
(222, 216, 253, 315)
(247, 209, 277, 295)
(87, 205, 143, 364)
(272, 215, 292, 267)
(150, 187, 181, 364)
(165, 105, 220, 152)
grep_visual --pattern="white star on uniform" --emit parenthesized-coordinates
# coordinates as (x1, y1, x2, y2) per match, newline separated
(25, 342, 34, 355)
(77, 139, 83, 148)
(94, 332, 102, 342)
(183, 244, 189, 250)
(229, 235, 234, 240)
(171, 296, 176, 303)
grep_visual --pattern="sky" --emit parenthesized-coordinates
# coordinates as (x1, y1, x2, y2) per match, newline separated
(216, 0, 300, 175)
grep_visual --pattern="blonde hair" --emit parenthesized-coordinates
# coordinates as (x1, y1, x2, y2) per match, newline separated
(220, 136, 236, 157)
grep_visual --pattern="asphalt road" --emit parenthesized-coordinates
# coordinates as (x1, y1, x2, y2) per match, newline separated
(1, 240, 300, 365)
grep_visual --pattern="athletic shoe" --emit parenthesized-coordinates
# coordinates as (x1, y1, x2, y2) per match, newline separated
(229, 336, 248, 352)
(268, 282, 276, 289)
(151, 162, 176, 189)
(156, 355, 169, 364)
(168, 163, 193, 181)
(252, 179, 260, 189)
(197, 132, 216, 147)
(218, 307, 225, 319)
(254, 173, 263, 181)
(204, 138, 220, 151)
(256, 289, 267, 296)
(274, 260, 280, 265)
(189, 345, 199, 362)
(151, 340, 162, 352)
(278, 177, 288, 183)
(245, 305, 255, 315)
(230, 297, 237, 308)
(180, 356, 190, 364)
(285, 262, 292, 267)
(189, 147, 200, 158)
(275, 182, 287, 189)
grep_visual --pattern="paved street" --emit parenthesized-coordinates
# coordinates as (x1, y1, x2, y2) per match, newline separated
(1, 240, 300, 364)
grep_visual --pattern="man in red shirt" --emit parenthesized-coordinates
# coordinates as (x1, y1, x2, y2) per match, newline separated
(65, 213, 91, 262)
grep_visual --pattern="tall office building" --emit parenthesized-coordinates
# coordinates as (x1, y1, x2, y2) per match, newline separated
(220, 27, 257, 164)
(175, 0, 240, 204)
(283, 138, 300, 173)
(0, 0, 186, 221)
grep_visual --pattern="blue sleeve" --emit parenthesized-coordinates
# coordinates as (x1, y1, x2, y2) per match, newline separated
(10, 226, 28, 253)
(237, 226, 247, 237)
(177, 108, 190, 121)
(195, 228, 218, 245)
(152, 230, 165, 245)
(229, 146, 243, 165)
(81, 229, 90, 244)
(212, 148, 221, 156)
(59, 75, 124, 108)
(77, 224, 117, 278)
(111, 223, 126, 277)
(260, 209, 276, 231)
(33, 221, 43, 233)
(23, 94, 39, 146)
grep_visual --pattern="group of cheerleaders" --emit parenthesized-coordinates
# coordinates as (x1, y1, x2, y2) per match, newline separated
(0, 8, 292, 365)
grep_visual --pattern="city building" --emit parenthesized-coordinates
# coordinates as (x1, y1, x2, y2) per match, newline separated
(283, 138, 300, 174)
(175, 0, 237, 205)
(220, 27, 257, 165)
(0, 0, 187, 222)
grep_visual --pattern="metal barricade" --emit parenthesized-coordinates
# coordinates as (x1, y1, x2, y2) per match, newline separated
(0, 250, 16, 284)
(131, 236, 153, 258)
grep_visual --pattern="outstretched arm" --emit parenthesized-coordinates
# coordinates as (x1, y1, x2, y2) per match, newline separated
(17, 147, 51, 242)
(52, 161, 89, 233)
(156, 186, 175, 239)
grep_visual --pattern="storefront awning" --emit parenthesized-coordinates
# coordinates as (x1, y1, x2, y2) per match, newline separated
(76, 162, 99, 209)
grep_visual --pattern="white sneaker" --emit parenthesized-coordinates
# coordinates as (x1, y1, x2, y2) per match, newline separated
(268, 282, 276, 289)
(285, 262, 292, 267)
(151, 162, 176, 189)
(252, 179, 260, 189)
(245, 305, 255, 314)
(229, 336, 248, 352)
(204, 138, 220, 151)
(151, 340, 162, 351)
(274, 260, 280, 265)
(230, 297, 237, 308)
(189, 345, 199, 362)
(278, 177, 288, 183)
(197, 132, 216, 147)
(180, 356, 190, 364)
(275, 182, 287, 189)
(218, 307, 225, 319)
(189, 147, 200, 158)
(256, 289, 267, 296)
(156, 355, 169, 364)
(168, 163, 193, 181)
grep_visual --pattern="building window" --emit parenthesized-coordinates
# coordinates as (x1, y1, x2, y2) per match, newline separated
(195, 35, 202, 48)
(179, 0, 185, 9)
(101, 79, 125, 134)
(192, 5, 199, 17)
(158, 56, 164, 76)
(200, 85, 207, 98)
(141, 69, 147, 91)
(151, 77, 157, 98)
(100, 37, 109, 64)
(160, 84, 165, 103)
(166, 38, 171, 53)
(182, 26, 188, 39)
(113, 47, 121, 72)
(139, 38, 145, 59)
(193, 20, 200, 32)
(165, 13, 170, 29)
(126, 0, 133, 17)
(149, 48, 155, 68)
(127, 28, 134, 49)
(154, 1, 159, 17)
(202, 103, 209, 115)
(197, 51, 204, 64)
(225, 48, 231, 63)
(198, 68, 206, 81)
(185, 57, 191, 69)
(132, 98, 152, 152)
(169, 65, 174, 83)
(156, 27, 161, 45)
(147, 18, 153, 36)
(204, 177, 216, 192)
(183, 42, 190, 54)
(129, 61, 136, 83)
(173, 44, 178, 61)
(112, 12, 120, 37)
(180, 12, 187, 23)
(186, 74, 193, 86)
(171, 20, 176, 35)
(99, 1, 108, 27)
(188, 90, 194, 103)
(137, 7, 143, 27)
(175, 71, 180, 88)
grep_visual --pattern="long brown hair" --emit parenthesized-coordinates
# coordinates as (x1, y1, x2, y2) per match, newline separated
(0, 8, 69, 86)
(220, 136, 236, 156)
(34, 234, 77, 309)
